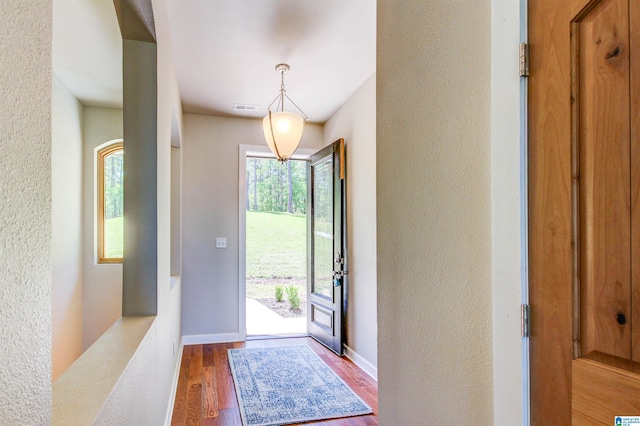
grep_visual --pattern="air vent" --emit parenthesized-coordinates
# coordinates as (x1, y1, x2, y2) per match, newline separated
(233, 103, 259, 112)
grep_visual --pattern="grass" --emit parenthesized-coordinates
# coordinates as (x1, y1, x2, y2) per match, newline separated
(246, 211, 307, 314)
(103, 211, 306, 268)
(105, 216, 123, 258)
(246, 211, 306, 279)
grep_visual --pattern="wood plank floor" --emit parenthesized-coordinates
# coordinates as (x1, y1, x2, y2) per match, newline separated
(170, 337, 378, 425)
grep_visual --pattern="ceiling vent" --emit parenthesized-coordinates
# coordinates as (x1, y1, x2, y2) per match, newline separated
(233, 103, 259, 112)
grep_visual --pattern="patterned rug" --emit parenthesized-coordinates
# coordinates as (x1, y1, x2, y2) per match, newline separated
(227, 345, 372, 426)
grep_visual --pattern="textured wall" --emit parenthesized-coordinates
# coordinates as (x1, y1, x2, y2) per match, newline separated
(52, 75, 84, 381)
(82, 107, 123, 350)
(94, 321, 160, 425)
(324, 74, 378, 376)
(377, 0, 493, 423)
(0, 1, 53, 424)
(182, 115, 323, 337)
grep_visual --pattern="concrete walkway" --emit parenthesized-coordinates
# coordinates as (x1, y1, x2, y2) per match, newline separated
(246, 298, 306, 336)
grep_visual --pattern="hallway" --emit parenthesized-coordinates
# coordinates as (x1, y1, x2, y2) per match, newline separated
(170, 337, 378, 425)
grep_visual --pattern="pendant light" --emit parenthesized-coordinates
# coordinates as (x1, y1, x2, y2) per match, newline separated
(262, 64, 307, 162)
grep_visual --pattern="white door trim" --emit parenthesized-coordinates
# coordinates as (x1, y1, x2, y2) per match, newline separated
(490, 0, 528, 424)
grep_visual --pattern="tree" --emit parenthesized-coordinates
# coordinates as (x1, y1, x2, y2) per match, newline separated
(104, 151, 123, 219)
(252, 158, 258, 210)
(246, 157, 306, 214)
(287, 160, 293, 213)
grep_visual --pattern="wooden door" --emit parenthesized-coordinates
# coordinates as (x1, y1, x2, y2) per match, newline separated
(307, 139, 347, 355)
(529, 0, 640, 423)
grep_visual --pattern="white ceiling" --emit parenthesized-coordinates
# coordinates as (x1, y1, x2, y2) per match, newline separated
(52, 0, 376, 123)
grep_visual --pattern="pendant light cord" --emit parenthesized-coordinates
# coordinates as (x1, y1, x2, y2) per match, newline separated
(266, 64, 308, 119)
(279, 68, 286, 112)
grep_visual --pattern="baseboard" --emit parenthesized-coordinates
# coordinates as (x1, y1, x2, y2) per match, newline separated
(164, 342, 184, 426)
(343, 344, 378, 381)
(182, 332, 242, 345)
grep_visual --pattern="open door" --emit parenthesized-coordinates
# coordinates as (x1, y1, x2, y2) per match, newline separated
(307, 139, 346, 355)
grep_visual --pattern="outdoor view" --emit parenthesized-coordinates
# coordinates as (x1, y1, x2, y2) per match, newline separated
(104, 148, 124, 259)
(312, 157, 334, 298)
(246, 157, 307, 334)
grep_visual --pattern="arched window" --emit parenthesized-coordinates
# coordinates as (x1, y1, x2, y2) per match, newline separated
(97, 141, 124, 263)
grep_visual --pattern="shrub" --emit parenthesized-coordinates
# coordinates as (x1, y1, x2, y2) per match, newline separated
(286, 285, 300, 309)
(275, 285, 284, 302)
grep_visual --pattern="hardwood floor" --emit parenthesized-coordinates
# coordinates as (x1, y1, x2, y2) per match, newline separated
(170, 337, 378, 425)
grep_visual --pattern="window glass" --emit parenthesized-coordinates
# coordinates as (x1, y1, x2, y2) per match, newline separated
(98, 142, 123, 263)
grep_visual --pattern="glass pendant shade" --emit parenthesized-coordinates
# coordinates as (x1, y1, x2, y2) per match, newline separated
(262, 111, 305, 161)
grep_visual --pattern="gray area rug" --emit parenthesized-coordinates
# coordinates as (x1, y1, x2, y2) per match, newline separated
(228, 345, 372, 426)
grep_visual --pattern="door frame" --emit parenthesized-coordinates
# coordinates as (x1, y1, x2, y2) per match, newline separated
(491, 0, 530, 424)
(238, 144, 318, 341)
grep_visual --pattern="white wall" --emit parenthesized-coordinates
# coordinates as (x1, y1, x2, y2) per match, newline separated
(182, 115, 323, 338)
(0, 1, 52, 423)
(52, 74, 84, 382)
(171, 146, 182, 277)
(324, 74, 378, 377)
(377, 1, 493, 423)
(93, 0, 184, 422)
(82, 106, 123, 350)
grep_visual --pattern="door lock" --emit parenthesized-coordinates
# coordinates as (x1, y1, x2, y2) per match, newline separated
(333, 270, 347, 287)
(333, 253, 347, 287)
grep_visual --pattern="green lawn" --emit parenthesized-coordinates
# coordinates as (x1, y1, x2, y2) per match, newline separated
(104, 212, 306, 270)
(105, 216, 123, 258)
(246, 211, 306, 279)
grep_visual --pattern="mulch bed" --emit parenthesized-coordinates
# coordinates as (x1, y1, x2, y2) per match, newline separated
(256, 298, 306, 318)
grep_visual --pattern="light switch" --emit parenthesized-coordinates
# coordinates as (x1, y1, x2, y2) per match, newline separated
(216, 237, 227, 249)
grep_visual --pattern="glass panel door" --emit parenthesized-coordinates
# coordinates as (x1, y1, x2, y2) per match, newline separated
(307, 139, 346, 355)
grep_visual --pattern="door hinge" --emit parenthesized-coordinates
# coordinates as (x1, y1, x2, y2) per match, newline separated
(519, 42, 529, 78)
(521, 304, 531, 337)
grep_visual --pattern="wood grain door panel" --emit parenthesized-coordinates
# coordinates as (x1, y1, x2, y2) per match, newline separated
(630, 0, 640, 363)
(530, 0, 640, 423)
(573, 358, 640, 423)
(577, 0, 631, 360)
